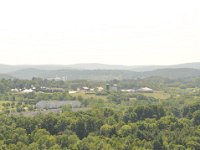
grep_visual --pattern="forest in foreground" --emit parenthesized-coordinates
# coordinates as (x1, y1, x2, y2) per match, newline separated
(1, 77, 200, 149)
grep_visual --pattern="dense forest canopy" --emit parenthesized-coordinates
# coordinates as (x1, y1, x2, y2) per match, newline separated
(0, 76, 200, 149)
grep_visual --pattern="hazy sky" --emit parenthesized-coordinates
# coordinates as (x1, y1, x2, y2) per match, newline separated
(0, 0, 199, 65)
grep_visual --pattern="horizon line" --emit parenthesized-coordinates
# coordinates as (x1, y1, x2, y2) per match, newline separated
(0, 62, 200, 67)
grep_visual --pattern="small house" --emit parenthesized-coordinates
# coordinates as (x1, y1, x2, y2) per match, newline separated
(136, 87, 153, 93)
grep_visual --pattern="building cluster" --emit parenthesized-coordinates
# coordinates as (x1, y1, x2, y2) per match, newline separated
(11, 85, 36, 93)
(121, 87, 153, 93)
(11, 86, 65, 93)
(11, 83, 154, 94)
(75, 84, 153, 94)
(40, 87, 65, 93)
(76, 86, 104, 94)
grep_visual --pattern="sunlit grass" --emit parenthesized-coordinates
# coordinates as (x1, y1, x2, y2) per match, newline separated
(70, 92, 107, 100)
(142, 91, 171, 100)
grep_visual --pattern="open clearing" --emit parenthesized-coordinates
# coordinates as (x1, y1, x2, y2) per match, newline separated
(142, 91, 171, 100)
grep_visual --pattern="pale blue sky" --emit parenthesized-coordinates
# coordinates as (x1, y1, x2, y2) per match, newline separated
(0, 0, 199, 65)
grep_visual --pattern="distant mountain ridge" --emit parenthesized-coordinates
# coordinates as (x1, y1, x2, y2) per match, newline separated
(0, 62, 200, 80)
(7, 68, 200, 80)
(0, 62, 200, 73)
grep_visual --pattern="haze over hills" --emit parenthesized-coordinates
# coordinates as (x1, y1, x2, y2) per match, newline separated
(0, 62, 200, 73)
(6, 68, 200, 80)
(0, 62, 200, 80)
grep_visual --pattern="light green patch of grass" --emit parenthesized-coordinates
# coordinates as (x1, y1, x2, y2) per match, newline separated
(70, 92, 107, 100)
(142, 91, 171, 100)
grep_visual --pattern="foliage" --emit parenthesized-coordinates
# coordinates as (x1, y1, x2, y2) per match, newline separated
(0, 77, 200, 149)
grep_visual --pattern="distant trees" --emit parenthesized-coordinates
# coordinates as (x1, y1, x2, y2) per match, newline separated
(123, 105, 165, 123)
(1, 77, 200, 149)
(0, 104, 200, 149)
(193, 110, 200, 125)
(100, 124, 115, 137)
(183, 103, 200, 118)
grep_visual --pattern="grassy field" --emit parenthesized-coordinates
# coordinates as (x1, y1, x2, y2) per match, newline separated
(142, 91, 171, 100)
(70, 92, 107, 100)
(71, 91, 171, 100)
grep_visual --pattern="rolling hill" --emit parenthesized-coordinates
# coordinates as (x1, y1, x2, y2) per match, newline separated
(0, 62, 200, 73)
(0, 62, 200, 80)
(7, 68, 200, 80)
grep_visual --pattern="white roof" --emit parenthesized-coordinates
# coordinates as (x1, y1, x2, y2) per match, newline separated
(138, 87, 153, 91)
(11, 88, 19, 92)
(82, 87, 89, 90)
(22, 89, 34, 93)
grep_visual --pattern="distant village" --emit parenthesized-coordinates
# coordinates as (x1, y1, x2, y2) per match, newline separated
(11, 83, 154, 94)
(10, 84, 154, 112)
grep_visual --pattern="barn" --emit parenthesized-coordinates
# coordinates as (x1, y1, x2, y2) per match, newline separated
(36, 100, 81, 109)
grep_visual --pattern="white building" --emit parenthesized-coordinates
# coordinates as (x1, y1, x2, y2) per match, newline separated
(137, 87, 153, 93)
(21, 89, 34, 93)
